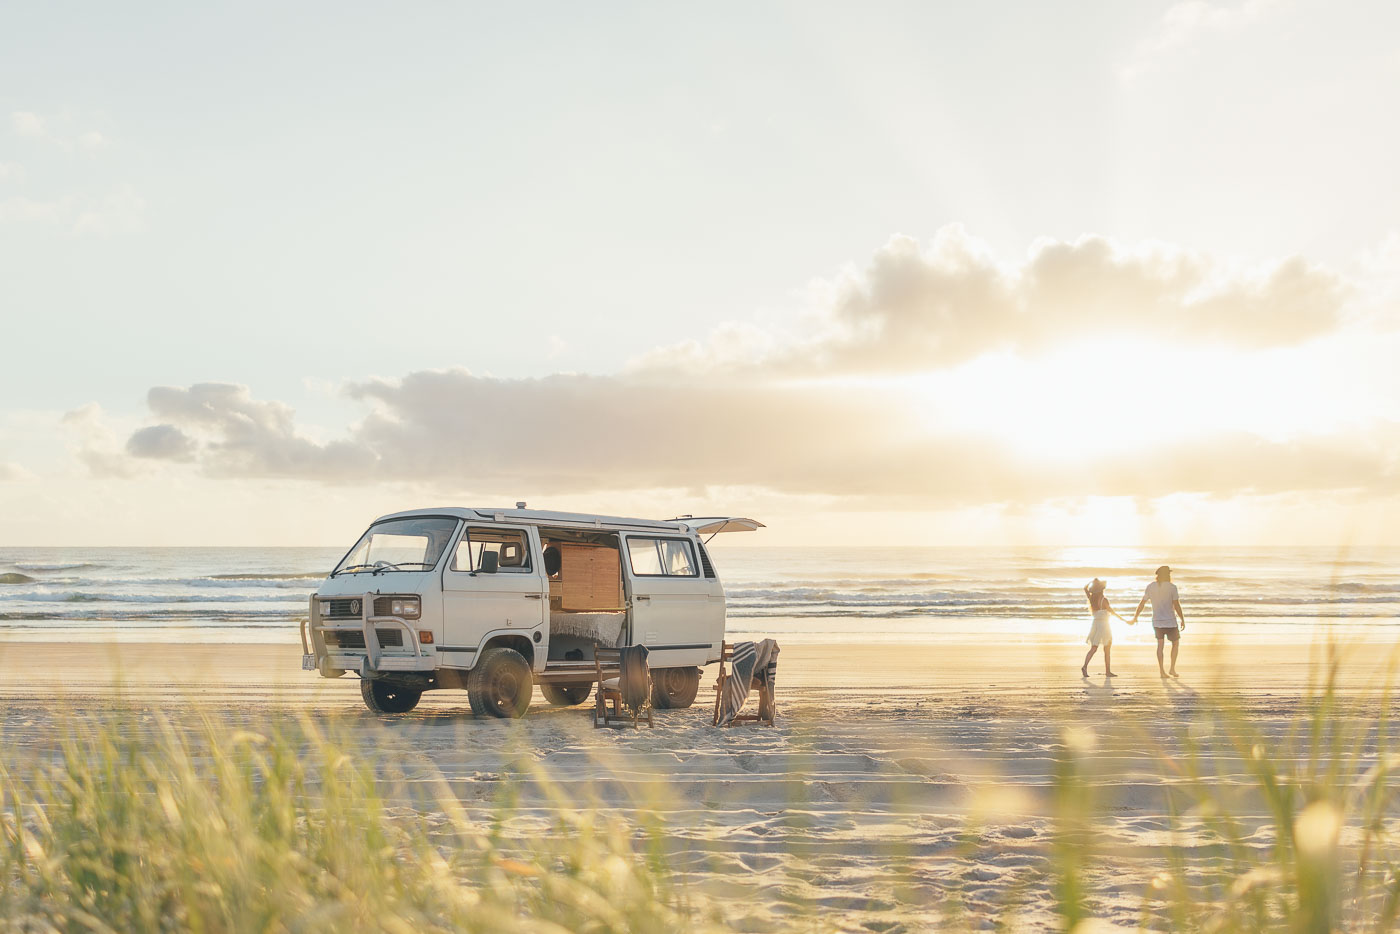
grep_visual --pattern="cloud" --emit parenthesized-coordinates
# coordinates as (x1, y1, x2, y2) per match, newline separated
(61, 404, 139, 478)
(655, 227, 1349, 375)
(0, 195, 72, 224)
(126, 424, 197, 461)
(140, 383, 377, 480)
(627, 321, 783, 373)
(2, 112, 134, 232)
(71, 184, 146, 236)
(11, 111, 47, 139)
(0, 186, 144, 234)
(1357, 232, 1400, 308)
(114, 371, 1400, 506)
(10, 110, 111, 151)
(0, 462, 32, 482)
(1122, 0, 1277, 81)
(100, 228, 1393, 507)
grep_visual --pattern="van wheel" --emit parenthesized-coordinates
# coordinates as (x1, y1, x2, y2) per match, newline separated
(540, 682, 591, 706)
(361, 678, 422, 714)
(468, 647, 534, 718)
(651, 666, 701, 709)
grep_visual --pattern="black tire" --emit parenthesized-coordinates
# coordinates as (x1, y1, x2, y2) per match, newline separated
(467, 647, 534, 718)
(651, 666, 701, 709)
(540, 682, 592, 706)
(360, 678, 422, 714)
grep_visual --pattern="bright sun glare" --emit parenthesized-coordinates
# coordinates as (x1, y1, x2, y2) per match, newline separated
(903, 338, 1351, 462)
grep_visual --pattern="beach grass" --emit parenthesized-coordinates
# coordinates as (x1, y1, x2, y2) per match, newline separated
(0, 710, 730, 933)
(3, 659, 1400, 932)
(1131, 653, 1400, 933)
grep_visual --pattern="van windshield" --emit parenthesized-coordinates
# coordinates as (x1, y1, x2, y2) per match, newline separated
(333, 517, 459, 576)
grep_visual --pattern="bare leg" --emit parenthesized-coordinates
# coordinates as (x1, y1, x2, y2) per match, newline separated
(1156, 637, 1167, 677)
(1169, 641, 1179, 677)
(1082, 646, 1097, 677)
(1104, 644, 1115, 676)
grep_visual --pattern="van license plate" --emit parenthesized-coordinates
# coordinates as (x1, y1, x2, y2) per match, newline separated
(302, 654, 316, 671)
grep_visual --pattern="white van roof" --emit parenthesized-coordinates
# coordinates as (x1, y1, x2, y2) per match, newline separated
(372, 507, 761, 536)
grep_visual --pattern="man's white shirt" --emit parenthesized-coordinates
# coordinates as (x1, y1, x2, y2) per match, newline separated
(1144, 581, 1180, 627)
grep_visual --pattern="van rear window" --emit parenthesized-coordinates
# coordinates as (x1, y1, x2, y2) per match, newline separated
(626, 537, 698, 577)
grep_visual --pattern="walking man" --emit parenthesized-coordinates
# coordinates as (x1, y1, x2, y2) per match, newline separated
(1132, 565, 1185, 678)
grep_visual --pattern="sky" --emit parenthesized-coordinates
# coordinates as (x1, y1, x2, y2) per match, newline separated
(2, 0, 1399, 547)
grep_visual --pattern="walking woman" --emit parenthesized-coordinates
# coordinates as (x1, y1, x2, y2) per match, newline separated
(1082, 578, 1132, 677)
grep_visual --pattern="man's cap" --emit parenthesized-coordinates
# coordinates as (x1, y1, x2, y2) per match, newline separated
(1156, 565, 1172, 576)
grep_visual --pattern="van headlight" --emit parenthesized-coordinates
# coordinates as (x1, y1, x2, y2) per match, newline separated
(390, 597, 420, 619)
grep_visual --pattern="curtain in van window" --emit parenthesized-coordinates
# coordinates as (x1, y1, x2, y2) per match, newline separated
(628, 538, 698, 576)
(659, 540, 696, 576)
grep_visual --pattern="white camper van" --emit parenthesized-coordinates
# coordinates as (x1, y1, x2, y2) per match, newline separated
(301, 507, 763, 717)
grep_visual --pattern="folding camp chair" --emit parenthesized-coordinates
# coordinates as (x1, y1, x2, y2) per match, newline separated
(712, 641, 776, 727)
(594, 645, 653, 729)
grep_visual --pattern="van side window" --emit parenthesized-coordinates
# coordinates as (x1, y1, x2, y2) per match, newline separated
(627, 537, 698, 577)
(452, 528, 532, 572)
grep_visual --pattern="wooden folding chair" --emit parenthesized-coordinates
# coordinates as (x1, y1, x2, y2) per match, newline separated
(594, 646, 653, 729)
(712, 641, 775, 727)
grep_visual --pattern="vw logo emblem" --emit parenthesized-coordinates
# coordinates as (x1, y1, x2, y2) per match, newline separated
(350, 599, 361, 615)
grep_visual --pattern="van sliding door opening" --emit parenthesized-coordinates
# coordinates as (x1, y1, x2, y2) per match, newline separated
(538, 529, 628, 661)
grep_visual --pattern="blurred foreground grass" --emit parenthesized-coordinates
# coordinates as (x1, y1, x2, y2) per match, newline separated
(0, 711, 728, 934)
(2, 655, 1400, 932)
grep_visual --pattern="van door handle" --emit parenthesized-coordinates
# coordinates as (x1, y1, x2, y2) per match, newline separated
(523, 593, 542, 599)
(635, 595, 651, 601)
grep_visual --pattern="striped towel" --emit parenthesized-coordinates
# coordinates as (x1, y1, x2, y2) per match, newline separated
(717, 638, 780, 726)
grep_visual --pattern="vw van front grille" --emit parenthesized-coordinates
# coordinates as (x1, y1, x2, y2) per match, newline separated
(322, 629, 404, 650)
(324, 630, 366, 649)
(323, 599, 362, 619)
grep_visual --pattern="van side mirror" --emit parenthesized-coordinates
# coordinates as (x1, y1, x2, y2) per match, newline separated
(477, 552, 499, 575)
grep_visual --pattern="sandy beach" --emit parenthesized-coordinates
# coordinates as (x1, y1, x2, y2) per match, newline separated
(0, 637, 1392, 697)
(4, 638, 1396, 930)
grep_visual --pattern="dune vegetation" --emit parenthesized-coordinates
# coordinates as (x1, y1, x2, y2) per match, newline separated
(2, 658, 1398, 932)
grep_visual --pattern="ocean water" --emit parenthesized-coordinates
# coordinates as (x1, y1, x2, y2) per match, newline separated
(0, 545, 1395, 644)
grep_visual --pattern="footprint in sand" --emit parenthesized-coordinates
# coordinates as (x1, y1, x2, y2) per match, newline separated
(734, 753, 763, 773)
(894, 757, 958, 781)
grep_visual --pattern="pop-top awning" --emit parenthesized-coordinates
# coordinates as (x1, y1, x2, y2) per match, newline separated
(673, 517, 766, 536)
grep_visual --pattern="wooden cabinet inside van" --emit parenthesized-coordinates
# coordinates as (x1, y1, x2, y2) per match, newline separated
(551, 543, 624, 611)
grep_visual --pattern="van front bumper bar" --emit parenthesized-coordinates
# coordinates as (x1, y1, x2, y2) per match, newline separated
(302, 594, 436, 675)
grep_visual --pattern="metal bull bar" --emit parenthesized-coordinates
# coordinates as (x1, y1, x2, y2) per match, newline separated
(303, 593, 434, 675)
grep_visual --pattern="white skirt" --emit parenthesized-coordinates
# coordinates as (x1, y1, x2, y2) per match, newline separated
(1086, 609, 1112, 646)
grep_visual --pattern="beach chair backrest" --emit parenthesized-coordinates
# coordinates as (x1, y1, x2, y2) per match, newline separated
(594, 645, 649, 711)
